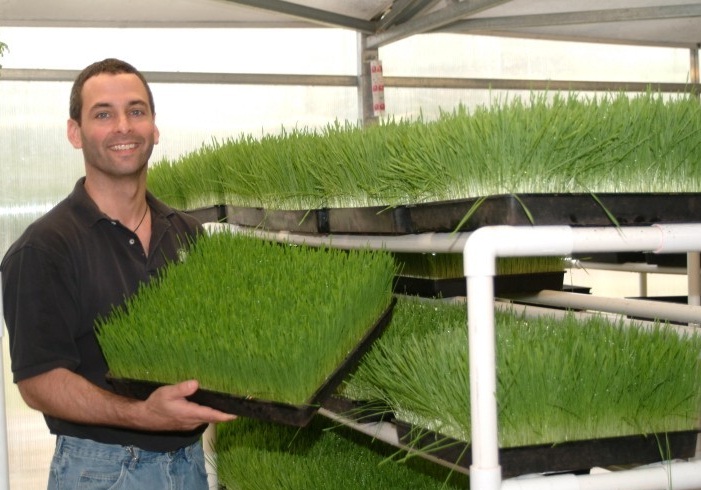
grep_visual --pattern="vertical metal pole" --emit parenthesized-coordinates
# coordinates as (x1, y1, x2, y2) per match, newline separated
(691, 45, 700, 102)
(356, 33, 380, 127)
(685, 44, 699, 323)
(0, 272, 10, 490)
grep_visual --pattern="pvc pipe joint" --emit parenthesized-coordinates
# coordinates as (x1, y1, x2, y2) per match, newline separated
(464, 225, 573, 277)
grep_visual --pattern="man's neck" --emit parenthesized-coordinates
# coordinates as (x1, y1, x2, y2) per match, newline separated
(83, 172, 148, 224)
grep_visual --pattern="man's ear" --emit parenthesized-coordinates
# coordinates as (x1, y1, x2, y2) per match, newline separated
(153, 113, 160, 145)
(67, 118, 83, 149)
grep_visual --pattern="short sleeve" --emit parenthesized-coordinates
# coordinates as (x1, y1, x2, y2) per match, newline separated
(2, 244, 81, 382)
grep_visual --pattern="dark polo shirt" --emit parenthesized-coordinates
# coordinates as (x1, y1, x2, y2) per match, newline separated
(1, 178, 205, 451)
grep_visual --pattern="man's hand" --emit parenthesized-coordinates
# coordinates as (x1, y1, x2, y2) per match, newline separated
(142, 379, 236, 431)
(18, 368, 236, 432)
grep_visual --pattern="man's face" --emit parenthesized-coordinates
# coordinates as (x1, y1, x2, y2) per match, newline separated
(67, 72, 159, 179)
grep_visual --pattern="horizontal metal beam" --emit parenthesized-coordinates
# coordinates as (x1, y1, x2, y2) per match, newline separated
(383, 75, 701, 93)
(0, 69, 358, 87)
(4, 68, 698, 95)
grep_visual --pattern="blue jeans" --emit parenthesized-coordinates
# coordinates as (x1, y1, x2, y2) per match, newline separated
(48, 435, 209, 490)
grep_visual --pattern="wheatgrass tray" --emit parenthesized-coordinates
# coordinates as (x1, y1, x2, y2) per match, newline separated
(394, 420, 698, 477)
(108, 298, 396, 427)
(393, 271, 565, 298)
(221, 193, 701, 235)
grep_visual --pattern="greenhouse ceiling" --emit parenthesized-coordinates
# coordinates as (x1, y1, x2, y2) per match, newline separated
(2, 0, 701, 49)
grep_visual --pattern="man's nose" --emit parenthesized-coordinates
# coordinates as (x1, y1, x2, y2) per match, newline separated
(115, 113, 132, 133)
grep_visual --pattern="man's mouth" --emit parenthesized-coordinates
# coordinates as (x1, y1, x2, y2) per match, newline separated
(110, 143, 138, 151)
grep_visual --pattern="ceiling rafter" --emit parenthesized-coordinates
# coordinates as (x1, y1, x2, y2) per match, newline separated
(223, 0, 377, 32)
(377, 0, 441, 30)
(366, 0, 513, 48)
(440, 3, 701, 31)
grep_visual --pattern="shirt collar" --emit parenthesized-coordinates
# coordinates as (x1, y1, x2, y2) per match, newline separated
(68, 177, 177, 228)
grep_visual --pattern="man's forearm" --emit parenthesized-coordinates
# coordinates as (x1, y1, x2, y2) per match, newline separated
(17, 367, 236, 432)
(17, 367, 145, 428)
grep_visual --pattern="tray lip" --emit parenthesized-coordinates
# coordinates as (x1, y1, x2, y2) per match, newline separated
(394, 418, 700, 475)
(395, 417, 699, 450)
(106, 297, 397, 427)
(393, 271, 565, 298)
(223, 192, 701, 212)
(217, 192, 701, 235)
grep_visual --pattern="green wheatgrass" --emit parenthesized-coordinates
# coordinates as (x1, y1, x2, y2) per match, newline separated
(96, 231, 396, 405)
(147, 91, 701, 211)
(344, 296, 701, 448)
(215, 416, 469, 490)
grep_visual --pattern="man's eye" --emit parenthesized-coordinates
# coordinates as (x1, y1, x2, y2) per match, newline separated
(95, 112, 110, 119)
(130, 109, 145, 117)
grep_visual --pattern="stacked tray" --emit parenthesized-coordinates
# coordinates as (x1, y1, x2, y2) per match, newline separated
(209, 193, 701, 234)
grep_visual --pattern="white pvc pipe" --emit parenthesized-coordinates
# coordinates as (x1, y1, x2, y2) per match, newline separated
(501, 460, 701, 490)
(568, 259, 686, 275)
(204, 424, 218, 490)
(204, 222, 469, 253)
(501, 461, 701, 490)
(687, 253, 700, 306)
(317, 407, 471, 476)
(688, 253, 700, 328)
(463, 224, 701, 490)
(496, 299, 700, 337)
(639, 271, 649, 297)
(0, 272, 10, 490)
(511, 290, 701, 325)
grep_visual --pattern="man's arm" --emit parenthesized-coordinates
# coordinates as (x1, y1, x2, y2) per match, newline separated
(18, 367, 235, 431)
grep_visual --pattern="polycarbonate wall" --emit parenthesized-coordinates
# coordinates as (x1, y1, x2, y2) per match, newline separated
(0, 26, 694, 489)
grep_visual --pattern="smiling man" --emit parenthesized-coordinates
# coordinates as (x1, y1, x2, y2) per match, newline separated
(1, 58, 235, 489)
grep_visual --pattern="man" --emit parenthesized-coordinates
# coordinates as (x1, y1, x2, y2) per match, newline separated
(1, 58, 235, 489)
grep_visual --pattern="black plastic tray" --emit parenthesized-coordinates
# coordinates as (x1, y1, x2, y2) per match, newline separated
(108, 298, 397, 427)
(644, 253, 688, 267)
(222, 193, 701, 235)
(395, 421, 698, 477)
(225, 205, 323, 234)
(393, 271, 565, 298)
(184, 205, 227, 224)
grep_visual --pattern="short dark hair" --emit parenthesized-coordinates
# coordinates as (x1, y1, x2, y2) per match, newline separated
(69, 58, 155, 124)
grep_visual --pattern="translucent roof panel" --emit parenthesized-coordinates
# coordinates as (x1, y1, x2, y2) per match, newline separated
(2, 1, 700, 48)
